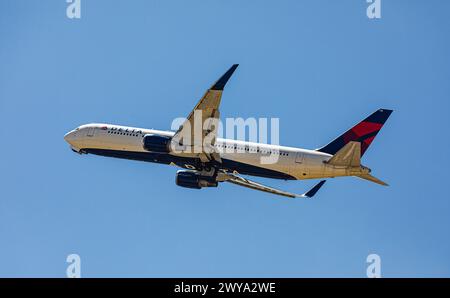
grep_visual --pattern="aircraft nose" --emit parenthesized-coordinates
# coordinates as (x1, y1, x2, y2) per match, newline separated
(64, 130, 76, 145)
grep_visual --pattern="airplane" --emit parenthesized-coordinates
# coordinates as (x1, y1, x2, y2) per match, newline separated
(64, 64, 392, 199)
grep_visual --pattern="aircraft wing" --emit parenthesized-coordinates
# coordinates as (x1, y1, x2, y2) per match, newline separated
(221, 171, 326, 199)
(171, 64, 239, 163)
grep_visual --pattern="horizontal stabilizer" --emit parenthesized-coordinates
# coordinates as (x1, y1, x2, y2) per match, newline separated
(327, 141, 361, 167)
(357, 174, 388, 186)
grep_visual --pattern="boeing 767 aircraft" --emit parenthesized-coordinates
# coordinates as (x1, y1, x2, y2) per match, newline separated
(64, 64, 392, 198)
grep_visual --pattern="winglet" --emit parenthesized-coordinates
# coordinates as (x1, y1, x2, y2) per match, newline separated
(210, 64, 239, 90)
(301, 180, 326, 198)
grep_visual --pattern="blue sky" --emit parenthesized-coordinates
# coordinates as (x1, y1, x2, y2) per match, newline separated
(0, 0, 449, 277)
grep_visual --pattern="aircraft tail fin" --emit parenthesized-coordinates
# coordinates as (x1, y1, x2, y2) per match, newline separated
(317, 109, 393, 157)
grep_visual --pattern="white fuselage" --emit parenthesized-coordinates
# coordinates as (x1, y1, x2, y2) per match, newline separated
(64, 123, 354, 180)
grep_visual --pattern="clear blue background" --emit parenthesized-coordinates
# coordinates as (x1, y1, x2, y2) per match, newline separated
(1, 0, 449, 277)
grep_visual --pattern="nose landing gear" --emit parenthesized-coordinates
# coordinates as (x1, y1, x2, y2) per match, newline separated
(71, 147, 86, 154)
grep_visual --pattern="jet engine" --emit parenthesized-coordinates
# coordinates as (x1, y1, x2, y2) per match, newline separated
(175, 170, 218, 189)
(143, 134, 172, 153)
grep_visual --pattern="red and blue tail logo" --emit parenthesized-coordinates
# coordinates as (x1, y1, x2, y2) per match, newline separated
(317, 109, 393, 157)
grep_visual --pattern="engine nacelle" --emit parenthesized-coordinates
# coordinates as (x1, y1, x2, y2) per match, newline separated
(143, 134, 172, 153)
(175, 170, 218, 189)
